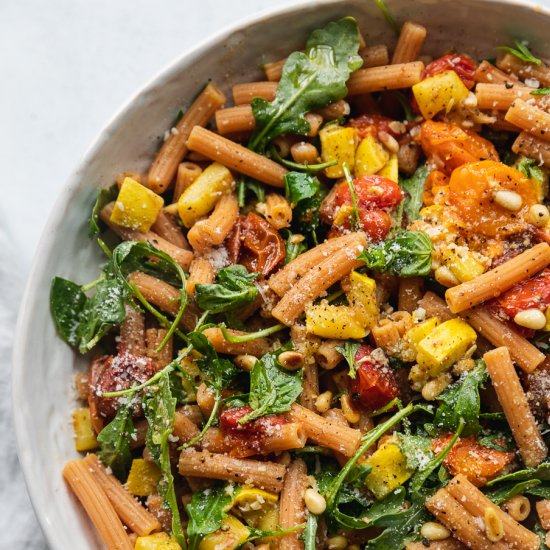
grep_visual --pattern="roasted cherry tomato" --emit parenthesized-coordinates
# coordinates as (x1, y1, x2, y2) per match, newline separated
(449, 160, 538, 237)
(239, 212, 286, 276)
(419, 120, 499, 175)
(350, 345, 399, 411)
(347, 114, 401, 140)
(433, 435, 515, 487)
(422, 169, 450, 207)
(423, 54, 477, 89)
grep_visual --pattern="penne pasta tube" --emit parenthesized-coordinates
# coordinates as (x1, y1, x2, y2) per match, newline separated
(446, 474, 540, 549)
(474, 60, 519, 84)
(145, 327, 173, 368)
(483, 347, 547, 467)
(536, 499, 550, 530)
(201, 327, 271, 357)
(314, 339, 344, 370)
(150, 210, 189, 249)
(278, 459, 308, 550)
(347, 62, 424, 95)
(173, 161, 202, 203)
(261, 422, 307, 454)
(445, 242, 550, 313)
(505, 99, 550, 142)
(187, 193, 239, 253)
(186, 126, 287, 187)
(83, 454, 161, 537)
(200, 427, 230, 454)
(398, 277, 423, 313)
(323, 408, 356, 465)
(264, 57, 289, 81)
(120, 304, 146, 356)
(391, 21, 427, 64)
(178, 449, 287, 493)
(497, 52, 550, 86)
(262, 193, 292, 230)
(232, 81, 278, 105)
(475, 83, 534, 110)
(513, 131, 550, 167)
(287, 403, 361, 457)
(360, 44, 390, 68)
(147, 83, 226, 193)
(63, 459, 134, 550)
(406, 540, 468, 550)
(299, 362, 319, 411)
(186, 257, 215, 296)
(100, 203, 194, 269)
(215, 105, 255, 135)
(172, 410, 201, 444)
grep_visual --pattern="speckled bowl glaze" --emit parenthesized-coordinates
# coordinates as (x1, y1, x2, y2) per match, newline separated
(12, 0, 550, 548)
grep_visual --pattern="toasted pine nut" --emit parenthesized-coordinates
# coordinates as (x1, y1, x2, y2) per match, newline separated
(279, 351, 305, 370)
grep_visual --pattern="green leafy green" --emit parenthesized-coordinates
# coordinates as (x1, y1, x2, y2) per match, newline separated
(241, 346, 303, 423)
(195, 265, 259, 313)
(484, 479, 542, 505)
(283, 229, 308, 263)
(497, 40, 542, 65)
(531, 87, 550, 96)
(516, 156, 545, 185)
(249, 17, 362, 152)
(399, 164, 430, 223)
(396, 433, 433, 471)
(358, 230, 433, 277)
(97, 402, 135, 480)
(343, 162, 361, 230)
(237, 177, 266, 208)
(186, 486, 232, 550)
(431, 364, 487, 436)
(144, 369, 185, 548)
(335, 341, 361, 378)
(487, 462, 550, 486)
(89, 184, 118, 239)
(301, 513, 318, 550)
(284, 171, 325, 237)
(50, 277, 87, 347)
(374, 0, 399, 35)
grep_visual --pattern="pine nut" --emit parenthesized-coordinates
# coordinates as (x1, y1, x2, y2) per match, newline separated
(278, 351, 305, 370)
(529, 204, 550, 227)
(315, 391, 333, 413)
(290, 141, 320, 165)
(484, 508, 504, 542)
(422, 373, 452, 401)
(514, 308, 547, 330)
(494, 190, 523, 211)
(327, 535, 348, 550)
(340, 394, 361, 424)
(420, 521, 451, 541)
(378, 130, 399, 153)
(196, 383, 216, 416)
(234, 354, 258, 371)
(304, 488, 327, 515)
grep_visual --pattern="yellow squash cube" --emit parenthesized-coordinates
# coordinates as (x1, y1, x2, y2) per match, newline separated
(306, 302, 368, 339)
(416, 318, 477, 376)
(441, 247, 486, 283)
(365, 441, 414, 500)
(199, 516, 250, 550)
(377, 153, 398, 183)
(110, 177, 164, 232)
(404, 317, 440, 349)
(544, 308, 550, 332)
(126, 458, 161, 497)
(72, 408, 98, 452)
(319, 125, 357, 178)
(347, 271, 379, 330)
(178, 162, 234, 227)
(355, 134, 389, 177)
(232, 488, 279, 530)
(412, 70, 469, 120)
(135, 532, 181, 550)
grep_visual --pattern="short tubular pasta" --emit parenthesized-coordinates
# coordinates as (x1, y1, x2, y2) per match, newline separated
(347, 61, 424, 95)
(232, 81, 278, 105)
(475, 83, 534, 110)
(536, 499, 550, 530)
(201, 327, 271, 357)
(314, 339, 344, 370)
(497, 52, 550, 86)
(119, 304, 146, 356)
(262, 192, 292, 230)
(474, 60, 519, 84)
(513, 131, 550, 167)
(174, 161, 203, 203)
(505, 99, 550, 142)
(360, 44, 390, 68)
(398, 277, 423, 313)
(278, 459, 308, 550)
(186, 257, 215, 296)
(391, 21, 427, 64)
(215, 105, 255, 135)
(151, 210, 189, 249)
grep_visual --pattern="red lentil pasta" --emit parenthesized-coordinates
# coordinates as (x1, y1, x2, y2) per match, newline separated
(49, 12, 550, 550)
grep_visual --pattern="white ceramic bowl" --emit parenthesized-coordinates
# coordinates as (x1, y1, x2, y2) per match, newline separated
(13, 0, 550, 548)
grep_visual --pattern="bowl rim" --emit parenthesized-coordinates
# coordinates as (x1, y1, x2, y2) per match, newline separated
(12, 0, 550, 548)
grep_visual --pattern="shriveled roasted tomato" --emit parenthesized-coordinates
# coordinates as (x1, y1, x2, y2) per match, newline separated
(423, 54, 477, 89)
(449, 160, 538, 237)
(350, 345, 399, 411)
(347, 114, 401, 140)
(419, 120, 499, 175)
(433, 435, 515, 487)
(239, 213, 285, 276)
(489, 268, 550, 319)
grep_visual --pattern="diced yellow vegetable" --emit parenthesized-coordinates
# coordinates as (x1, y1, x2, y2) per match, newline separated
(178, 357, 201, 402)
(347, 271, 378, 330)
(306, 302, 367, 339)
(72, 408, 98, 452)
(232, 488, 279, 531)
(199, 516, 250, 550)
(365, 441, 414, 500)
(333, 204, 354, 225)
(404, 317, 440, 350)
(412, 70, 469, 120)
(355, 134, 389, 177)
(110, 177, 164, 232)
(441, 247, 486, 283)
(177, 162, 234, 227)
(135, 532, 181, 550)
(319, 125, 357, 178)
(377, 153, 398, 183)
(126, 459, 161, 497)
(232, 488, 278, 507)
(545, 308, 550, 332)
(416, 318, 477, 376)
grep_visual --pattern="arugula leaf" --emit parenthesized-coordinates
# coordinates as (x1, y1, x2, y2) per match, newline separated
(89, 184, 118, 238)
(195, 265, 259, 313)
(335, 341, 360, 378)
(237, 177, 266, 208)
(358, 230, 433, 277)
(396, 433, 433, 471)
(487, 462, 550, 486)
(496, 40, 542, 65)
(50, 277, 87, 347)
(97, 402, 135, 480)
(431, 363, 487, 436)
(249, 17, 362, 152)
(186, 486, 232, 550)
(282, 229, 308, 264)
(343, 162, 361, 230)
(144, 369, 185, 548)
(484, 479, 542, 505)
(301, 513, 318, 550)
(478, 431, 514, 452)
(531, 87, 550, 96)
(399, 164, 430, 223)
(374, 0, 399, 35)
(284, 171, 325, 237)
(241, 346, 303, 423)
(516, 156, 545, 184)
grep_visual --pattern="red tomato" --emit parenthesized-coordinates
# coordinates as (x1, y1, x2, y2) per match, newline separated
(433, 435, 515, 487)
(423, 54, 477, 89)
(347, 114, 401, 140)
(220, 406, 286, 436)
(489, 268, 550, 319)
(349, 345, 399, 411)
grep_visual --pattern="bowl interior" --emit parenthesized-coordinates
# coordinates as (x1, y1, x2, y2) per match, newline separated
(13, 0, 550, 548)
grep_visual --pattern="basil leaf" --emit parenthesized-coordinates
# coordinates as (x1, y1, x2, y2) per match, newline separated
(496, 40, 542, 65)
(195, 265, 259, 313)
(516, 156, 545, 184)
(144, 369, 185, 548)
(335, 341, 360, 378)
(399, 164, 430, 223)
(89, 184, 118, 238)
(358, 230, 433, 277)
(50, 277, 87, 347)
(97, 402, 135, 480)
(249, 17, 362, 152)
(241, 346, 303, 423)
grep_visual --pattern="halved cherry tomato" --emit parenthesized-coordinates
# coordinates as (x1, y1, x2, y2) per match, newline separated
(449, 160, 538, 237)
(433, 435, 515, 487)
(350, 345, 399, 411)
(423, 54, 477, 89)
(422, 169, 449, 207)
(419, 120, 499, 175)
(347, 114, 401, 140)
